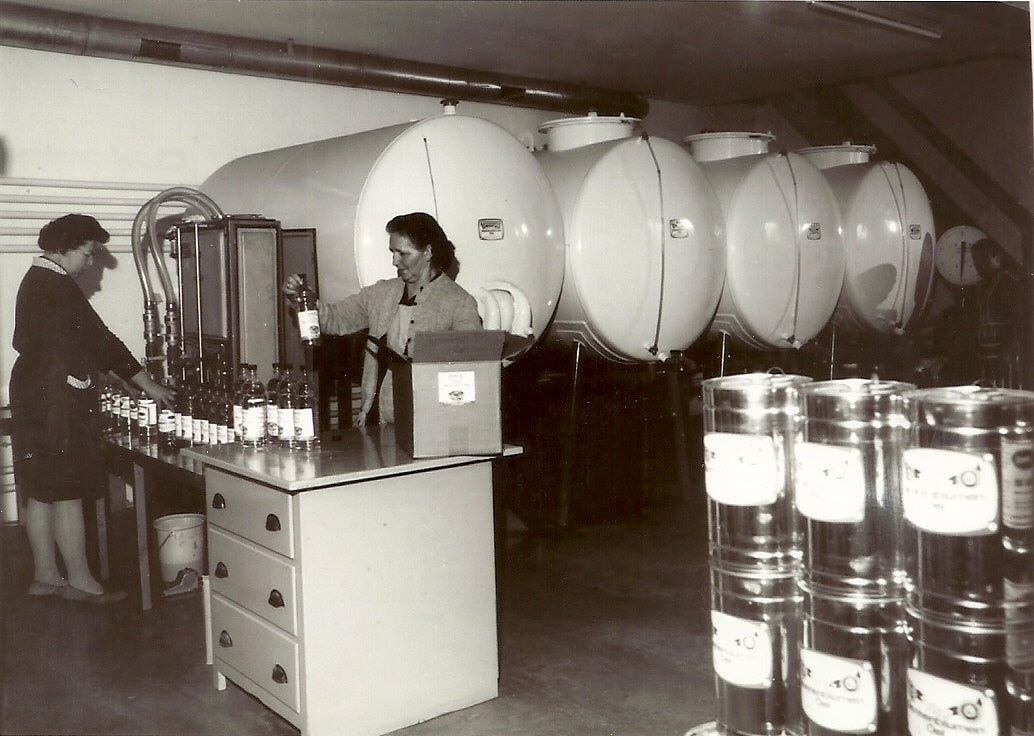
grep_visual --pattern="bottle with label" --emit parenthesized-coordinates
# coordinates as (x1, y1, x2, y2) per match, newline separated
(293, 367, 319, 452)
(278, 365, 297, 449)
(266, 362, 282, 443)
(240, 364, 267, 448)
(233, 362, 248, 442)
(294, 274, 321, 345)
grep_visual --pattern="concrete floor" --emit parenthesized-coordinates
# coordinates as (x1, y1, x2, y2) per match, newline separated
(0, 480, 716, 736)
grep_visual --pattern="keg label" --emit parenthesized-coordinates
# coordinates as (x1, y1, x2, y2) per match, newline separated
(801, 649, 877, 733)
(669, 218, 691, 238)
(704, 433, 781, 506)
(711, 610, 773, 688)
(794, 443, 866, 523)
(906, 669, 998, 736)
(902, 449, 998, 535)
(1001, 436, 1034, 530)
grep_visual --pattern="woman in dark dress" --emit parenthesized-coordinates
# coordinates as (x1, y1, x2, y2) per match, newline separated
(11, 214, 174, 603)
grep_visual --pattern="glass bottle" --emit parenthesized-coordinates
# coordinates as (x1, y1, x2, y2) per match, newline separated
(278, 365, 297, 449)
(240, 364, 267, 448)
(233, 362, 248, 442)
(266, 362, 282, 444)
(294, 274, 321, 345)
(293, 367, 319, 452)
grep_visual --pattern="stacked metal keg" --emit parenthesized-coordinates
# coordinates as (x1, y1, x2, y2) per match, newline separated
(902, 387, 1034, 736)
(701, 373, 813, 736)
(795, 378, 915, 735)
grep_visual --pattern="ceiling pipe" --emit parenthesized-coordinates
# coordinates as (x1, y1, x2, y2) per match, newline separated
(0, 1, 649, 118)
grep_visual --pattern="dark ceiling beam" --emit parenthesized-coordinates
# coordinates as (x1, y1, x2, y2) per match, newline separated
(0, 0, 648, 118)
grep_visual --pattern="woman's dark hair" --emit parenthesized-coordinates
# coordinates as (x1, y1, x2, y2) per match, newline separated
(385, 212, 458, 276)
(38, 214, 110, 253)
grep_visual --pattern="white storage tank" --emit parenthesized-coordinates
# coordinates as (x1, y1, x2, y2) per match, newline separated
(685, 132, 846, 350)
(200, 104, 565, 341)
(536, 114, 725, 362)
(798, 143, 935, 335)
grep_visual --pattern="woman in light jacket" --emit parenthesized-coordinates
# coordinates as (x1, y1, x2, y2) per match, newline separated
(284, 212, 482, 426)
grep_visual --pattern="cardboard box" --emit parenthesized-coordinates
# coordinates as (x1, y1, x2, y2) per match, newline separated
(392, 330, 507, 458)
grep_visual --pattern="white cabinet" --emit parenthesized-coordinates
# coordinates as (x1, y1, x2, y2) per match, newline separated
(200, 446, 499, 736)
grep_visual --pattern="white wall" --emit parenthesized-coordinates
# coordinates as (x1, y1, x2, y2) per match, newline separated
(3, 46, 700, 404)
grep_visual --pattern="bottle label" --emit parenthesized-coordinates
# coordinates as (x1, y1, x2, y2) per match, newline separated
(216, 424, 229, 445)
(297, 309, 321, 340)
(180, 414, 192, 440)
(704, 433, 782, 506)
(266, 402, 279, 437)
(233, 405, 243, 438)
(800, 648, 877, 733)
(192, 417, 203, 444)
(158, 409, 175, 433)
(794, 442, 866, 523)
(241, 406, 266, 441)
(711, 610, 773, 688)
(903, 448, 998, 535)
(1001, 436, 1034, 529)
(906, 669, 998, 736)
(278, 406, 295, 440)
(293, 408, 316, 440)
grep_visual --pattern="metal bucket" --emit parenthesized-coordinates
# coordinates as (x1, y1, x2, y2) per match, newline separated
(703, 373, 812, 572)
(711, 564, 803, 736)
(796, 379, 915, 599)
(800, 586, 909, 735)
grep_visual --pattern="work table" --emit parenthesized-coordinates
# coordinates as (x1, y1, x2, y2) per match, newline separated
(179, 427, 518, 736)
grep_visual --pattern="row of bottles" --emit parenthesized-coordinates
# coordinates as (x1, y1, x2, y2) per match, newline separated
(99, 358, 319, 452)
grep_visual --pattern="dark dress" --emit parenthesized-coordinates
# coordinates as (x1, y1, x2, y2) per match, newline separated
(10, 258, 142, 505)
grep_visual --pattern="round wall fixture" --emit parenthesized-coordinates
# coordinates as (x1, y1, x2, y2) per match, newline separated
(935, 225, 987, 286)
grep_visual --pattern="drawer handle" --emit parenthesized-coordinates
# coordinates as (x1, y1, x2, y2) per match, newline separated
(214, 562, 228, 579)
(271, 665, 289, 685)
(265, 514, 281, 532)
(218, 630, 233, 648)
(268, 589, 285, 608)
(212, 493, 226, 510)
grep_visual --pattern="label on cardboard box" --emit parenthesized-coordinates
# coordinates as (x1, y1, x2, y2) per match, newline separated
(438, 371, 476, 405)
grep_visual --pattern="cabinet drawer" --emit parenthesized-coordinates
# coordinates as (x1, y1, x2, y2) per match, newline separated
(206, 469, 295, 558)
(209, 526, 298, 635)
(211, 593, 300, 713)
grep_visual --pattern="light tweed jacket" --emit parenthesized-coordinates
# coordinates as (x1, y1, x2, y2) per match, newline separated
(319, 275, 483, 420)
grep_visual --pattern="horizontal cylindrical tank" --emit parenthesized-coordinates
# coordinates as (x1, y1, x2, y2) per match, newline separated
(799, 144, 936, 335)
(200, 105, 565, 341)
(537, 115, 724, 362)
(685, 132, 846, 350)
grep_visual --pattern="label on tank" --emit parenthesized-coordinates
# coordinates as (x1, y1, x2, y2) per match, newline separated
(711, 610, 773, 688)
(906, 669, 998, 736)
(669, 218, 691, 238)
(800, 649, 877, 733)
(477, 218, 504, 241)
(902, 449, 998, 535)
(806, 222, 822, 240)
(704, 433, 781, 506)
(1001, 436, 1034, 530)
(794, 443, 866, 523)
(910, 223, 923, 239)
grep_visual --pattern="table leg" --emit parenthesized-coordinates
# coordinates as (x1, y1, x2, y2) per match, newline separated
(134, 463, 152, 611)
(95, 497, 109, 580)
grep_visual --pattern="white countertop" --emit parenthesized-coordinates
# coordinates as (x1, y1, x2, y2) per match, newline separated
(182, 424, 521, 492)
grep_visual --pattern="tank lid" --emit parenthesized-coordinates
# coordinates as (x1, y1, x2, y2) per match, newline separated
(683, 131, 774, 162)
(539, 111, 640, 151)
(798, 143, 877, 169)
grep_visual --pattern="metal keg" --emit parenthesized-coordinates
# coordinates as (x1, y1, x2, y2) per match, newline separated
(703, 372, 812, 736)
(796, 378, 914, 736)
(903, 386, 1034, 736)
(797, 378, 915, 598)
(703, 372, 813, 572)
